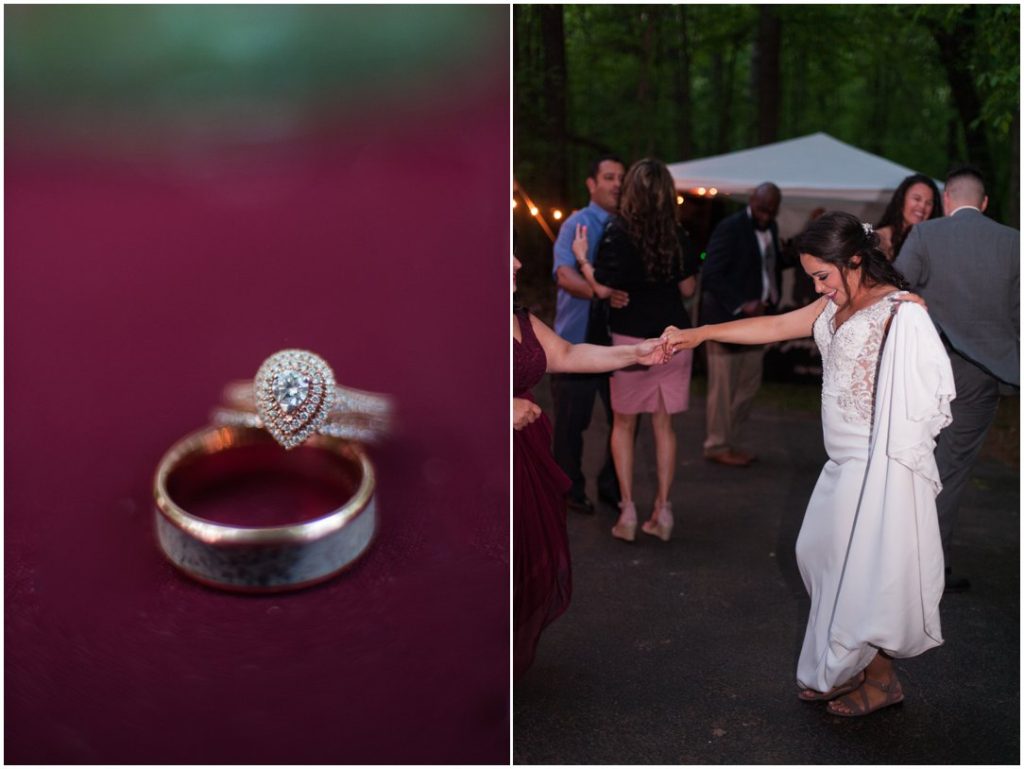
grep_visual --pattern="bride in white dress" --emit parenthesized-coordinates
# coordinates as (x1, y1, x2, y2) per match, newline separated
(664, 212, 954, 717)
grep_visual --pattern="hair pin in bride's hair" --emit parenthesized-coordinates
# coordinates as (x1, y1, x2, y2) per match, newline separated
(862, 222, 874, 236)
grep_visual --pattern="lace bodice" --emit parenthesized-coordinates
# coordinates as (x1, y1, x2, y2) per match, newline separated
(813, 292, 903, 425)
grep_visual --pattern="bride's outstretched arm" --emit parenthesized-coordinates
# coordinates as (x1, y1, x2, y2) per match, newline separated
(664, 296, 828, 351)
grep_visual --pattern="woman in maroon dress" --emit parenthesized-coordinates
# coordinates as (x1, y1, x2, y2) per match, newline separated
(513, 256, 667, 676)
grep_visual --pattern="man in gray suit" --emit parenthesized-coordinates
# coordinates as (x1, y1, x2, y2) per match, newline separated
(896, 165, 1019, 592)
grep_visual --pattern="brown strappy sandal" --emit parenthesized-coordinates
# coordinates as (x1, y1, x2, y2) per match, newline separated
(797, 670, 866, 702)
(826, 674, 904, 717)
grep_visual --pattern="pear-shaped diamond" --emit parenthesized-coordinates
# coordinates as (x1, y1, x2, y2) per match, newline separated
(273, 370, 309, 413)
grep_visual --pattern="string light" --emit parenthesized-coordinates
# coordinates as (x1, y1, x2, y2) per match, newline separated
(708, 187, 718, 196)
(552, 209, 563, 220)
(697, 187, 706, 196)
(513, 179, 557, 243)
(676, 195, 685, 205)
(512, 199, 518, 208)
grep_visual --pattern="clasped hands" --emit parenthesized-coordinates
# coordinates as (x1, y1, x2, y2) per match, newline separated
(658, 326, 702, 358)
(635, 326, 701, 366)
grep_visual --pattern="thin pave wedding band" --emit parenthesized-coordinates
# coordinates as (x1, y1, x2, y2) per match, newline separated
(210, 407, 387, 444)
(154, 424, 377, 592)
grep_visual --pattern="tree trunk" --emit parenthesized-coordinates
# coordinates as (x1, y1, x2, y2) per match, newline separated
(713, 41, 738, 153)
(754, 5, 781, 145)
(710, 50, 725, 153)
(787, 37, 805, 136)
(924, 8, 995, 206)
(866, 58, 887, 155)
(634, 7, 660, 156)
(538, 5, 568, 203)
(672, 5, 694, 159)
(946, 116, 960, 169)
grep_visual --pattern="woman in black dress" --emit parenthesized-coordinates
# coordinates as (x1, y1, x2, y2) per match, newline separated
(576, 158, 701, 543)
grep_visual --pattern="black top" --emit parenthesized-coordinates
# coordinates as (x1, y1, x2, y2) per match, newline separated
(593, 218, 701, 338)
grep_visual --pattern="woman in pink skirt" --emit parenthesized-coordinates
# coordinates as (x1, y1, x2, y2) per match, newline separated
(576, 158, 701, 543)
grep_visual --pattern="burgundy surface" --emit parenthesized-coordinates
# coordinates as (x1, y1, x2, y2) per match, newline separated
(5, 88, 510, 762)
(511, 311, 571, 678)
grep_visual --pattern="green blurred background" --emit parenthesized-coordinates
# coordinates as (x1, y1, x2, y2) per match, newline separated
(6, 5, 504, 145)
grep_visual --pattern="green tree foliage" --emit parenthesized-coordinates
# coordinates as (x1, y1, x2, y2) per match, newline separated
(514, 4, 1019, 231)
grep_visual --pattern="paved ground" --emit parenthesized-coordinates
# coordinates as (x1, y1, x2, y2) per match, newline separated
(514, 376, 1019, 765)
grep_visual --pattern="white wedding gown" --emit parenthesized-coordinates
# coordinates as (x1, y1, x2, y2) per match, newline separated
(795, 292, 955, 692)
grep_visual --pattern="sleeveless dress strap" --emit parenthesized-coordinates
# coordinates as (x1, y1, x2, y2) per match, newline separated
(516, 310, 538, 347)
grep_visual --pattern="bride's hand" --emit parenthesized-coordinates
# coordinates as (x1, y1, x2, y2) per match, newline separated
(894, 291, 927, 310)
(662, 327, 704, 352)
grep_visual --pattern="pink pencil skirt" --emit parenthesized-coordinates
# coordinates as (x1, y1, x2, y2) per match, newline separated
(610, 333, 694, 415)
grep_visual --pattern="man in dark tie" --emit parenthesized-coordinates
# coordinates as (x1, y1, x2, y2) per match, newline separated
(896, 165, 1019, 592)
(699, 182, 782, 467)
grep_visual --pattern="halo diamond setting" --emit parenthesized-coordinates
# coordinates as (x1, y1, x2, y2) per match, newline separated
(254, 350, 336, 449)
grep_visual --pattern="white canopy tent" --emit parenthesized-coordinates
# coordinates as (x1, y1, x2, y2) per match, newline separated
(666, 132, 930, 238)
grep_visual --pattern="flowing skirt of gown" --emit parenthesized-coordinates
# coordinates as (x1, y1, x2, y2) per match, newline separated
(795, 305, 951, 692)
(513, 405, 571, 677)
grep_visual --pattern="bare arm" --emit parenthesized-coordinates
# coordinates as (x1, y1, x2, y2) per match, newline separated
(678, 275, 696, 299)
(573, 223, 628, 305)
(666, 296, 827, 350)
(575, 263, 629, 307)
(578, 261, 614, 300)
(530, 314, 665, 372)
(555, 264, 596, 299)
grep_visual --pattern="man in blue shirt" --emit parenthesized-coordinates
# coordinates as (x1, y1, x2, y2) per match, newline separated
(551, 155, 628, 513)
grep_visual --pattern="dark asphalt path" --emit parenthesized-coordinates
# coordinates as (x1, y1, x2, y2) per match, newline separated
(514, 376, 1019, 765)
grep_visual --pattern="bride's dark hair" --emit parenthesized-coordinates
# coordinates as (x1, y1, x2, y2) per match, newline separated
(792, 212, 908, 301)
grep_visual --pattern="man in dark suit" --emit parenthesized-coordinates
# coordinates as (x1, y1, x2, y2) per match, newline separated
(896, 165, 1019, 592)
(699, 182, 782, 466)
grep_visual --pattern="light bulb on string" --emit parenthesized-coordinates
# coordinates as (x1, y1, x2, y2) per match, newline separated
(552, 210, 563, 221)
(529, 206, 539, 217)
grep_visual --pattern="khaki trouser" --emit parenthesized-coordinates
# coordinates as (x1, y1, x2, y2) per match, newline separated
(703, 341, 765, 455)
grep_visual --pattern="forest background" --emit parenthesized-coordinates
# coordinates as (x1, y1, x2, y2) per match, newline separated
(513, 4, 1020, 317)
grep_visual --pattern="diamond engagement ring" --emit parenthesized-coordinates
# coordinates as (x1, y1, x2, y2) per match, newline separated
(211, 349, 392, 448)
(154, 425, 377, 592)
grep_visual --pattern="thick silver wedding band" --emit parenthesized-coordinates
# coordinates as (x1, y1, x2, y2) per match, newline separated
(154, 425, 376, 592)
